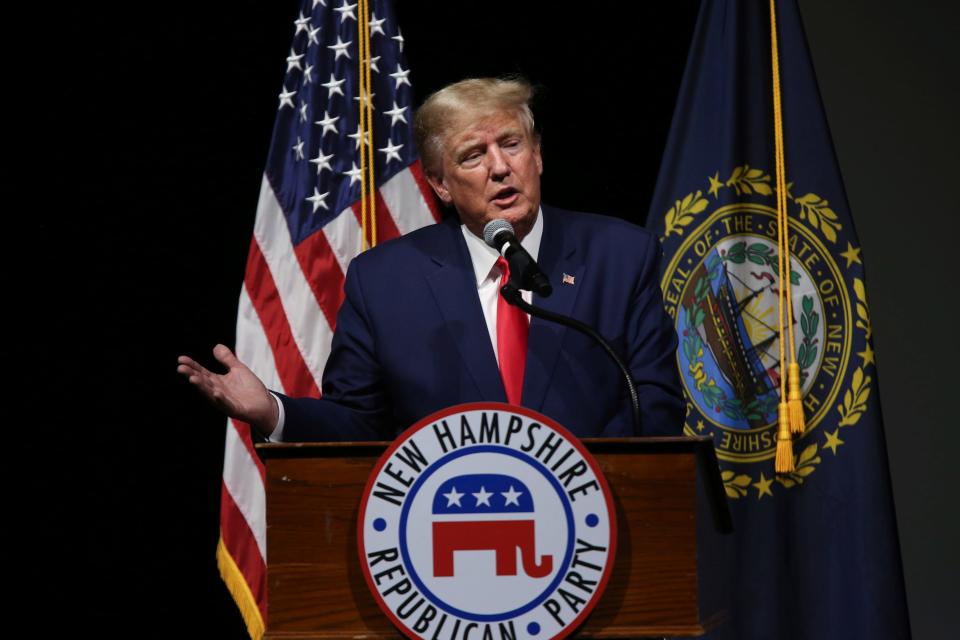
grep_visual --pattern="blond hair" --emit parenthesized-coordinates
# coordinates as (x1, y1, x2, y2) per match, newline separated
(414, 77, 536, 175)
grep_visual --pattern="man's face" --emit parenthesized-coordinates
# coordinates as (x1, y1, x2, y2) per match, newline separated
(426, 110, 543, 240)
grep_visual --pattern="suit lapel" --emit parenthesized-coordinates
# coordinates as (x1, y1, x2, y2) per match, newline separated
(523, 207, 583, 412)
(424, 217, 507, 402)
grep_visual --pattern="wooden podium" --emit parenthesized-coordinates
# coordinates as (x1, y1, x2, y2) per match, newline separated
(257, 436, 731, 639)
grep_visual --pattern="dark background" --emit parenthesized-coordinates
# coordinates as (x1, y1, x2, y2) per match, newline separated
(31, 0, 956, 636)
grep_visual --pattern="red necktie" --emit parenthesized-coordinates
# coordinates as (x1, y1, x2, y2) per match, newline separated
(496, 257, 528, 405)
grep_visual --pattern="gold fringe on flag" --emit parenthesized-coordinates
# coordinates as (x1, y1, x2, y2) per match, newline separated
(217, 535, 265, 640)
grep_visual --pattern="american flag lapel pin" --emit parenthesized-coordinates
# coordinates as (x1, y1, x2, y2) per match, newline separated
(562, 273, 576, 286)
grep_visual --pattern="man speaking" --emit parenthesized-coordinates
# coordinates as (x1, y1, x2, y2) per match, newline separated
(178, 77, 684, 441)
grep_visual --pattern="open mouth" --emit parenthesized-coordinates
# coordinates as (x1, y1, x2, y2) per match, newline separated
(491, 187, 519, 206)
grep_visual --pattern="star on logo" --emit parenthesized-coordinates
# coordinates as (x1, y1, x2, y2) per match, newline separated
(443, 486, 464, 508)
(379, 139, 404, 164)
(328, 36, 352, 60)
(501, 486, 523, 507)
(472, 486, 493, 507)
(306, 187, 329, 213)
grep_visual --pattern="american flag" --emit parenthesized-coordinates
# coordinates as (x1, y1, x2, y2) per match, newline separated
(217, 1, 439, 636)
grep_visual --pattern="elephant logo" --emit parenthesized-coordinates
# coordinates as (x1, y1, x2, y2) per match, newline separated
(431, 474, 553, 578)
(358, 403, 616, 639)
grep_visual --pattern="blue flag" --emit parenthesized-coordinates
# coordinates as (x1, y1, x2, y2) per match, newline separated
(648, 1, 910, 638)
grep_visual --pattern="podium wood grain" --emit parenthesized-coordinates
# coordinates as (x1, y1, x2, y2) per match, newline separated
(262, 438, 716, 638)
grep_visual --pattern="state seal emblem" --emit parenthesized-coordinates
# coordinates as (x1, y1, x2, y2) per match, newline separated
(358, 403, 616, 639)
(658, 167, 875, 497)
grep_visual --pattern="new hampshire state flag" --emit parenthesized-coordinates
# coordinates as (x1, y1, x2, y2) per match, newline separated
(648, 1, 910, 638)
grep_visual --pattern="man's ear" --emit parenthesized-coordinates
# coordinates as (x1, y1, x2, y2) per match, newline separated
(425, 172, 453, 204)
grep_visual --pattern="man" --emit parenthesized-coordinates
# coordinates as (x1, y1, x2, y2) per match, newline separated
(178, 77, 684, 440)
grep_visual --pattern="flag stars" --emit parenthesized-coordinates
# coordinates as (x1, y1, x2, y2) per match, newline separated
(472, 486, 493, 507)
(314, 110, 340, 137)
(501, 486, 523, 506)
(292, 136, 305, 161)
(349, 125, 370, 149)
(323, 73, 346, 97)
(334, 1, 357, 23)
(303, 63, 315, 85)
(286, 48, 304, 73)
(293, 11, 311, 35)
(824, 429, 845, 455)
(306, 187, 330, 212)
(328, 36, 352, 60)
(367, 55, 381, 73)
(443, 486, 464, 508)
(840, 242, 862, 268)
(355, 91, 376, 110)
(857, 342, 875, 367)
(369, 13, 386, 36)
(278, 86, 296, 110)
(310, 149, 334, 175)
(390, 64, 411, 89)
(753, 473, 774, 499)
(312, 0, 327, 8)
(384, 101, 408, 127)
(307, 25, 321, 47)
(708, 172, 723, 198)
(344, 162, 363, 186)
(298, 101, 309, 123)
(392, 28, 404, 52)
(379, 139, 404, 164)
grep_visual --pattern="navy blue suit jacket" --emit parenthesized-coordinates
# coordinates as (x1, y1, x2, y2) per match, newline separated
(279, 205, 684, 440)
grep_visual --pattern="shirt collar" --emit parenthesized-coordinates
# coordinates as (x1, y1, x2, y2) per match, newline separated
(461, 208, 544, 287)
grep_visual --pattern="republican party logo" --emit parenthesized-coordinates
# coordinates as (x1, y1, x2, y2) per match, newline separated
(358, 403, 616, 640)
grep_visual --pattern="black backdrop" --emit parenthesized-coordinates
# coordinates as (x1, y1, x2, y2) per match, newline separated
(30, 0, 955, 637)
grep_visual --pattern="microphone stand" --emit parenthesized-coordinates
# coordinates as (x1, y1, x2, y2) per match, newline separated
(501, 282, 642, 434)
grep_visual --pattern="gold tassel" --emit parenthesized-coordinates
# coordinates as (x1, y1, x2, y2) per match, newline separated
(787, 362, 806, 433)
(775, 402, 795, 473)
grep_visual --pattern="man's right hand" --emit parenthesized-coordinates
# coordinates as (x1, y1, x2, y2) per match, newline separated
(177, 344, 279, 436)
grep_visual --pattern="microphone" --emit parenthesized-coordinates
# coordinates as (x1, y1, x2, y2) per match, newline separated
(483, 219, 553, 297)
